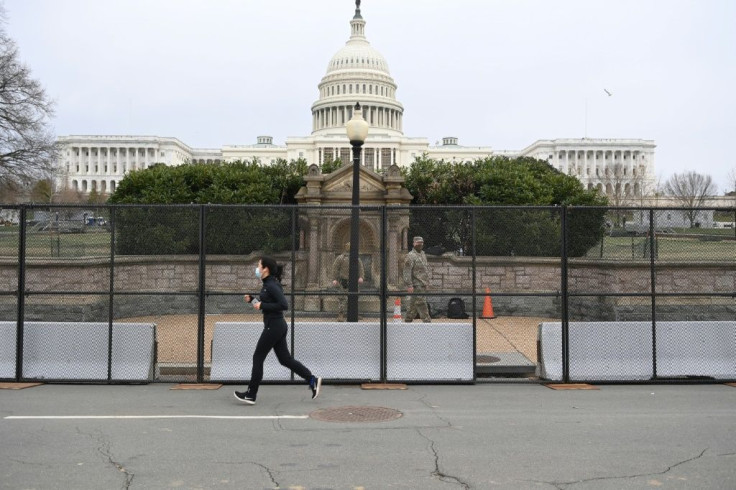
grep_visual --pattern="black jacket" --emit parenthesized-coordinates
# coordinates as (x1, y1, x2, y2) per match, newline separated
(257, 275, 288, 320)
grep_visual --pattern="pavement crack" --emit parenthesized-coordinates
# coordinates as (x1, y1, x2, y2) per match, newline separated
(85, 429, 134, 489)
(416, 428, 471, 489)
(249, 461, 279, 488)
(527, 448, 709, 489)
(415, 392, 453, 428)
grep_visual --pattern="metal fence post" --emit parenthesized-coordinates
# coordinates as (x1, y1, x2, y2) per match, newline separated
(649, 208, 657, 379)
(380, 206, 388, 382)
(290, 207, 297, 381)
(471, 207, 477, 383)
(15, 205, 26, 382)
(197, 205, 207, 383)
(561, 205, 570, 383)
(107, 206, 116, 382)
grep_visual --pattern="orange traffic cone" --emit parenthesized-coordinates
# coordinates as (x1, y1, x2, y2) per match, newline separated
(481, 287, 496, 319)
(393, 298, 402, 323)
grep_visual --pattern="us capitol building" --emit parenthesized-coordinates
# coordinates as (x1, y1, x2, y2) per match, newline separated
(56, 2, 656, 199)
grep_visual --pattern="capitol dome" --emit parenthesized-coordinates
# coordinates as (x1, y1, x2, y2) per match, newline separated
(311, 2, 404, 136)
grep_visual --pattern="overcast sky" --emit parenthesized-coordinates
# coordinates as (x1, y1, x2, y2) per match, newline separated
(5, 0, 736, 192)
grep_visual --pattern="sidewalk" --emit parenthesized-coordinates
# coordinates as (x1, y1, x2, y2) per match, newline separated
(2, 382, 735, 489)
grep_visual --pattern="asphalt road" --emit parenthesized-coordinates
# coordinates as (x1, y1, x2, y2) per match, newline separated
(2, 382, 735, 489)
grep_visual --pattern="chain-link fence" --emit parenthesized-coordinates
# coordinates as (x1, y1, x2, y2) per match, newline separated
(0, 204, 733, 384)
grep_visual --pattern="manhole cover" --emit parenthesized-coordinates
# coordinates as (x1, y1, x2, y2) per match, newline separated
(310, 406, 403, 423)
(477, 355, 501, 363)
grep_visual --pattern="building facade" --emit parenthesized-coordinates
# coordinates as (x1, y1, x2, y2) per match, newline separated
(56, 2, 656, 199)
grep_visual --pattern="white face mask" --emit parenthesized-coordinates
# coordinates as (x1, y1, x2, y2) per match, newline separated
(254, 267, 262, 279)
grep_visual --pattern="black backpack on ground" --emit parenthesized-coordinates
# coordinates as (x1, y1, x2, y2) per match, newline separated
(447, 297, 469, 319)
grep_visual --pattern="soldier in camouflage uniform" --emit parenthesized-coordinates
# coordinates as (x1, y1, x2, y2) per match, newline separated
(403, 236, 431, 322)
(331, 242, 364, 321)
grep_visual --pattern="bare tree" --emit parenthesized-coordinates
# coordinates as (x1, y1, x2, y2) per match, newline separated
(0, 177, 20, 202)
(0, 6, 58, 189)
(600, 162, 651, 227)
(54, 186, 84, 204)
(726, 167, 736, 196)
(664, 171, 717, 228)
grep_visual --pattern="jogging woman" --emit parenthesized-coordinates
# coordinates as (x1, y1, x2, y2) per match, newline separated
(234, 256, 321, 405)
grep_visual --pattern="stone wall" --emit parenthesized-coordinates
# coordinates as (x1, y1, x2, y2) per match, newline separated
(0, 254, 733, 321)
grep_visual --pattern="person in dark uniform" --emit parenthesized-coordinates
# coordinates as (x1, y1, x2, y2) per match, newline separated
(234, 256, 321, 405)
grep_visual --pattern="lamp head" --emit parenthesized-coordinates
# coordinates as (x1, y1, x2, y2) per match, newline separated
(346, 102, 369, 144)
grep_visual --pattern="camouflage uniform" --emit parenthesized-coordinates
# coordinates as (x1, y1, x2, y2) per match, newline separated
(332, 245, 365, 321)
(403, 237, 431, 322)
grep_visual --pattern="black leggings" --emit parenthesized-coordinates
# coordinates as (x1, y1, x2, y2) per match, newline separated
(248, 317, 312, 395)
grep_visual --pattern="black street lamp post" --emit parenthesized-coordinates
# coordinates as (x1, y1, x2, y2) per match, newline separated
(345, 102, 369, 322)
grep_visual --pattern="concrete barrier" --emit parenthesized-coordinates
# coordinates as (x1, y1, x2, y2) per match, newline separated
(656, 321, 736, 379)
(387, 322, 474, 382)
(4, 322, 156, 381)
(210, 322, 292, 381)
(0, 321, 16, 379)
(293, 322, 380, 380)
(210, 321, 380, 382)
(538, 321, 736, 381)
(537, 322, 653, 381)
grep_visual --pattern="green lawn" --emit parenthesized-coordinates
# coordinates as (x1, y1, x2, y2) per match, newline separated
(586, 234, 735, 261)
(0, 230, 112, 258)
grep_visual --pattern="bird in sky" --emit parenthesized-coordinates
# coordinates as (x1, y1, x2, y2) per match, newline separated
(604, 88, 613, 96)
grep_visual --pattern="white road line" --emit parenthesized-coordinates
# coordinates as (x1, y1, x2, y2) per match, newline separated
(4, 415, 309, 420)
